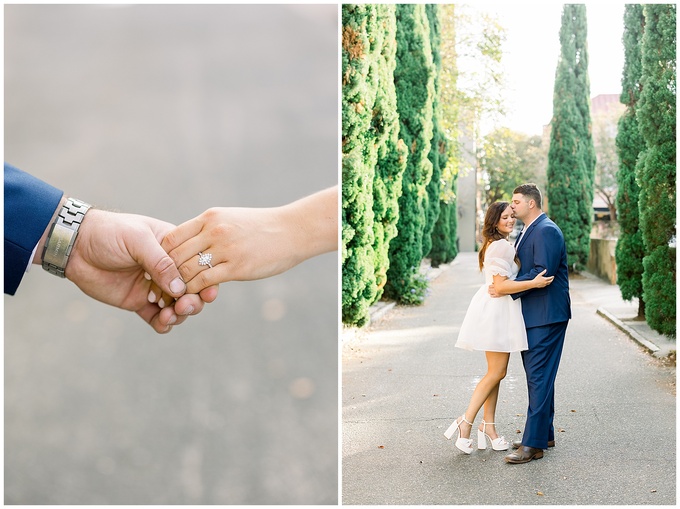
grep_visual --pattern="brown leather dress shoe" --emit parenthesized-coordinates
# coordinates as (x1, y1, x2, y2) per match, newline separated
(505, 446, 544, 464)
(512, 439, 555, 449)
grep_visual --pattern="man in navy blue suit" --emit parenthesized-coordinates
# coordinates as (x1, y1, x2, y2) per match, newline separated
(490, 183, 571, 464)
(4, 163, 215, 333)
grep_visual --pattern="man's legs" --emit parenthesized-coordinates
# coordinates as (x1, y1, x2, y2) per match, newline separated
(520, 321, 568, 449)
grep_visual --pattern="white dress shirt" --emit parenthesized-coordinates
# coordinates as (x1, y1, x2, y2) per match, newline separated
(514, 213, 544, 249)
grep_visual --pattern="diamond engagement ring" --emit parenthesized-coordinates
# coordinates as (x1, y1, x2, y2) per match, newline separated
(198, 252, 213, 268)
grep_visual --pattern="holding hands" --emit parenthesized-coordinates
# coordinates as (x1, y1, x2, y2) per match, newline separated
(36, 204, 216, 333)
(7, 163, 336, 334)
(24, 184, 336, 334)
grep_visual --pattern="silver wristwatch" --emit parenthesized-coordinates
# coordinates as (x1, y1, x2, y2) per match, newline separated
(42, 197, 92, 278)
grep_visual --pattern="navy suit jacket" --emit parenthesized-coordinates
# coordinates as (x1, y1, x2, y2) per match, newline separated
(4, 163, 63, 295)
(512, 213, 571, 329)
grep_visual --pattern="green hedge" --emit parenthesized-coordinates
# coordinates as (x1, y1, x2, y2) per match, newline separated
(342, 4, 456, 323)
(341, 5, 407, 326)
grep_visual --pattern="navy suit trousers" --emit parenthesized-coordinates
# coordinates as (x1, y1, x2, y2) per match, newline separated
(520, 321, 569, 449)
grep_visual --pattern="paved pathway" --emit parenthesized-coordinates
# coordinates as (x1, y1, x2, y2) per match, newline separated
(342, 252, 675, 505)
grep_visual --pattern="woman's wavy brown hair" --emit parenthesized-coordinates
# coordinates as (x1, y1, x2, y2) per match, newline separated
(478, 201, 520, 271)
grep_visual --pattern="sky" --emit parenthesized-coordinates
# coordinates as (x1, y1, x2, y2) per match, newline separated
(478, 3, 626, 136)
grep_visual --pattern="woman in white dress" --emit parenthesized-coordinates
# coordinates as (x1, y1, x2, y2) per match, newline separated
(444, 201, 553, 454)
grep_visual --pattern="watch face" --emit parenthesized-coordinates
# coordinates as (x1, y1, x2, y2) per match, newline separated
(43, 223, 75, 267)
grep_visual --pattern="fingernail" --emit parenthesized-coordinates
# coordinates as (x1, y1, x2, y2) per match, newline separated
(170, 278, 185, 294)
(167, 314, 177, 325)
(144, 272, 152, 281)
(148, 290, 156, 303)
(159, 299, 165, 309)
(183, 305, 195, 316)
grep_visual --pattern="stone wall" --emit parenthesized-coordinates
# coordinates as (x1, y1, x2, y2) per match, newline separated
(587, 238, 618, 284)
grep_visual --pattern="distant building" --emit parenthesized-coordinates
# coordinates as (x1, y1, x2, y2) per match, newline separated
(591, 93, 624, 117)
(591, 94, 625, 222)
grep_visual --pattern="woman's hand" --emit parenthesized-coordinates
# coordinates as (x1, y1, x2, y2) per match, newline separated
(532, 269, 554, 288)
(149, 187, 337, 296)
(162, 206, 303, 293)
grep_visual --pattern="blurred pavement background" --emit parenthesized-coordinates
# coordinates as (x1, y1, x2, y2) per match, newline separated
(4, 4, 338, 504)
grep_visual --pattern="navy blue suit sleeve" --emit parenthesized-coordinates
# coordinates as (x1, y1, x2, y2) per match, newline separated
(4, 163, 63, 295)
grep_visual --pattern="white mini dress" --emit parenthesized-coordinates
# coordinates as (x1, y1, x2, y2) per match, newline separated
(455, 239, 528, 353)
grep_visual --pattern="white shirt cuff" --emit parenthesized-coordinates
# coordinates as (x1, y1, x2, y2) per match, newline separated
(26, 243, 39, 272)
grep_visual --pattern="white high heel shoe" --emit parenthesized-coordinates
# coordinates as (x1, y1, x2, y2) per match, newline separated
(444, 415, 474, 454)
(477, 420, 509, 451)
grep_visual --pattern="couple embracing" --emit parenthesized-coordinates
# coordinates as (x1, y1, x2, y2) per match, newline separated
(444, 183, 571, 464)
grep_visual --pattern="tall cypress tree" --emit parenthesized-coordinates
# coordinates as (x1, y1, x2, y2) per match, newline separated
(636, 4, 676, 337)
(342, 5, 407, 325)
(615, 4, 646, 318)
(371, 5, 408, 305)
(341, 5, 379, 325)
(547, 4, 596, 270)
(423, 4, 444, 260)
(384, 4, 435, 303)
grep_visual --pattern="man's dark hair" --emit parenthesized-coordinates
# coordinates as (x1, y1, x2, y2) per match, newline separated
(513, 183, 542, 209)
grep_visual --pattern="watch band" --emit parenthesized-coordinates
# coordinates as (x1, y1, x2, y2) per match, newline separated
(42, 197, 92, 278)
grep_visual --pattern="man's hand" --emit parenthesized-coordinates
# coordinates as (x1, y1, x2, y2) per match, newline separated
(62, 208, 216, 333)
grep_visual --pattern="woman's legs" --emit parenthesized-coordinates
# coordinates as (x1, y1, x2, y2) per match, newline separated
(481, 382, 501, 439)
(458, 351, 509, 439)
